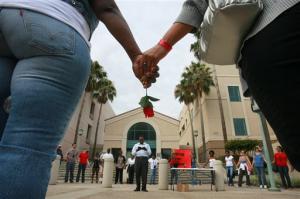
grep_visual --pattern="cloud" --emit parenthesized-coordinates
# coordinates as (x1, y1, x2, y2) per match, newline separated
(90, 0, 196, 118)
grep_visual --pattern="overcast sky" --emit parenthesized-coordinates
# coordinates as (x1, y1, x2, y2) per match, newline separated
(90, 0, 196, 119)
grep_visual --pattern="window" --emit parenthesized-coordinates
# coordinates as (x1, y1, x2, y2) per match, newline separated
(181, 124, 185, 131)
(179, 131, 182, 136)
(90, 102, 95, 119)
(228, 86, 241, 102)
(161, 148, 172, 159)
(127, 122, 156, 141)
(233, 118, 247, 136)
(86, 125, 92, 143)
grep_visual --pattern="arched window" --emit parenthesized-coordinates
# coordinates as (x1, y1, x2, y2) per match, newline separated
(127, 122, 156, 140)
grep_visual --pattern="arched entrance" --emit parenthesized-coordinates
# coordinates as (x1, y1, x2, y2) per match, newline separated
(126, 122, 156, 157)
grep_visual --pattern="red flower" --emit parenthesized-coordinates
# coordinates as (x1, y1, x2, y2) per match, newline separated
(143, 107, 154, 118)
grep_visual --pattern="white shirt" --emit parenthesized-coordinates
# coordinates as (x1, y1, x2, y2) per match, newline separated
(0, 0, 91, 47)
(209, 158, 216, 168)
(101, 153, 113, 160)
(127, 158, 135, 166)
(225, 155, 234, 167)
(148, 158, 158, 170)
(132, 142, 151, 157)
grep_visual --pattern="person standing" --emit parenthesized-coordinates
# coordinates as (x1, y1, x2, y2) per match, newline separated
(91, 155, 101, 183)
(56, 145, 64, 165)
(76, 150, 89, 183)
(204, 150, 216, 185)
(148, 155, 158, 185)
(0, 0, 155, 197)
(225, 150, 235, 186)
(126, 154, 135, 184)
(273, 146, 293, 189)
(169, 153, 179, 186)
(252, 147, 267, 189)
(132, 136, 151, 192)
(115, 150, 126, 184)
(136, 0, 300, 172)
(65, 143, 78, 183)
(237, 150, 252, 187)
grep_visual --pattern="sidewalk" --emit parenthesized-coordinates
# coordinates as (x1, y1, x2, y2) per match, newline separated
(46, 183, 300, 199)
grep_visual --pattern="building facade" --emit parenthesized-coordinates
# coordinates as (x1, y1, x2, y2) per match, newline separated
(178, 64, 278, 161)
(103, 108, 179, 159)
(60, 92, 115, 153)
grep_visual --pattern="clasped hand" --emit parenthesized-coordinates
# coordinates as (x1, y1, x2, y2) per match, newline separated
(132, 44, 169, 88)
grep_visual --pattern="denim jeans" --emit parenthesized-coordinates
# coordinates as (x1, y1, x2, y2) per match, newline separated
(150, 168, 157, 184)
(76, 163, 87, 183)
(226, 166, 234, 185)
(0, 8, 91, 199)
(255, 167, 267, 186)
(65, 162, 76, 183)
(171, 169, 178, 185)
(278, 166, 292, 188)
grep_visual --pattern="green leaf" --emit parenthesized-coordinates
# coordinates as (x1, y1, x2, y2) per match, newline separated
(147, 96, 160, 102)
(139, 96, 153, 108)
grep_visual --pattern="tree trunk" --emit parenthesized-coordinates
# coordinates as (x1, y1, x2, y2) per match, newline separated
(92, 103, 103, 158)
(213, 65, 228, 144)
(73, 92, 87, 144)
(187, 105, 197, 162)
(197, 98, 207, 162)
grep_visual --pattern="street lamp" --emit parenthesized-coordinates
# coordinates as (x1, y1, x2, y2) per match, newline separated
(251, 98, 280, 192)
(77, 128, 84, 150)
(194, 130, 199, 163)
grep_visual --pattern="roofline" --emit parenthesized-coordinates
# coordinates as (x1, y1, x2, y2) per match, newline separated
(105, 107, 179, 122)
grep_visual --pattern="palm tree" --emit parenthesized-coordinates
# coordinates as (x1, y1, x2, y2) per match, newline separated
(91, 77, 116, 158)
(175, 79, 197, 161)
(190, 32, 228, 144)
(188, 62, 214, 162)
(73, 61, 107, 144)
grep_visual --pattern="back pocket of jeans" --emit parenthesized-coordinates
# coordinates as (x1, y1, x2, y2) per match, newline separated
(27, 22, 75, 55)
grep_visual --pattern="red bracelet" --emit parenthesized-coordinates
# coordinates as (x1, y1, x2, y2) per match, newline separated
(158, 39, 172, 51)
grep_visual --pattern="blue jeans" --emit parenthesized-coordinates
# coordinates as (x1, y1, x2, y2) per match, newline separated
(65, 162, 76, 183)
(150, 168, 157, 184)
(255, 167, 267, 186)
(0, 8, 91, 199)
(226, 166, 234, 185)
(278, 166, 292, 188)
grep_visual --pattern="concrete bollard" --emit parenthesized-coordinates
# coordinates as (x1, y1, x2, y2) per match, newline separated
(214, 160, 225, 191)
(49, 155, 61, 185)
(158, 159, 169, 190)
(102, 157, 114, 188)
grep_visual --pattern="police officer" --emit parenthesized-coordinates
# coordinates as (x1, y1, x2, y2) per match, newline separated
(132, 136, 151, 192)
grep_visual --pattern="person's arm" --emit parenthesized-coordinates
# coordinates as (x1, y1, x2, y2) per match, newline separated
(91, 0, 141, 62)
(147, 144, 152, 157)
(132, 144, 137, 156)
(91, 0, 152, 86)
(136, 0, 208, 86)
(252, 155, 255, 168)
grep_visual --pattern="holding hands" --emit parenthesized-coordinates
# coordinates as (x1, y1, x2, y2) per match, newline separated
(132, 40, 171, 88)
(132, 23, 194, 88)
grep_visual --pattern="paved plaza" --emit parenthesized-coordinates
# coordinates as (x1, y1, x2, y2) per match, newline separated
(46, 183, 300, 199)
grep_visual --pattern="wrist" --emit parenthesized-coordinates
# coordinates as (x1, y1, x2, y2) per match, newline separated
(158, 39, 172, 51)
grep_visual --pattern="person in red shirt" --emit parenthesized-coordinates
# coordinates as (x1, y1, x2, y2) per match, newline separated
(273, 146, 292, 189)
(76, 150, 89, 183)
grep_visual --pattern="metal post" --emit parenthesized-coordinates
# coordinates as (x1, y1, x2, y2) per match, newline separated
(258, 112, 280, 191)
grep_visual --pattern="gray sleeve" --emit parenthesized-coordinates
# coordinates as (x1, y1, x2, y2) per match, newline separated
(175, 0, 208, 32)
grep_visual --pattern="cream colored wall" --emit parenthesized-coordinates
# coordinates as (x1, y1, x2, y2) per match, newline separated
(178, 64, 277, 155)
(60, 92, 115, 154)
(103, 108, 179, 157)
